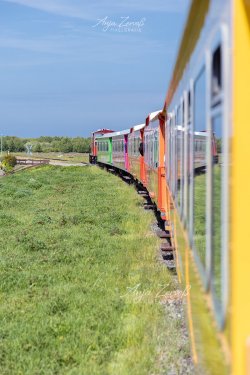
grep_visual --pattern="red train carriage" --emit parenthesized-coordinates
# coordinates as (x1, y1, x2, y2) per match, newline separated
(144, 110, 167, 220)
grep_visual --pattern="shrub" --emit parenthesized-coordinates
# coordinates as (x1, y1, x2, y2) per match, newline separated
(2, 154, 17, 167)
(1, 154, 17, 174)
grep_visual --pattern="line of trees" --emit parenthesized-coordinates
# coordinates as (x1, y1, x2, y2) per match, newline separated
(1, 136, 91, 153)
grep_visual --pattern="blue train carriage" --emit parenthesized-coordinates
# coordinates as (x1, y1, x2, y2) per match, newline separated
(163, 0, 233, 373)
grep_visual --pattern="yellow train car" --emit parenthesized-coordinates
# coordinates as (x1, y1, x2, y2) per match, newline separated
(163, 0, 250, 373)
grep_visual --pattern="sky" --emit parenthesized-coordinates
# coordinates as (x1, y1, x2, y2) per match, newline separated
(0, 0, 190, 137)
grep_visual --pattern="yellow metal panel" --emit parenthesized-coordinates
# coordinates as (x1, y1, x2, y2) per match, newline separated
(232, 1, 250, 374)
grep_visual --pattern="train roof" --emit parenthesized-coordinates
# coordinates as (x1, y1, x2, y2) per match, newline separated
(95, 128, 130, 139)
(92, 128, 114, 135)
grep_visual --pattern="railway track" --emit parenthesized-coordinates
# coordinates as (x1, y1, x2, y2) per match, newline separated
(98, 161, 176, 272)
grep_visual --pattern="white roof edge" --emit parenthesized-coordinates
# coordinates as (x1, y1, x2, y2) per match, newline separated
(132, 123, 145, 132)
(149, 110, 162, 122)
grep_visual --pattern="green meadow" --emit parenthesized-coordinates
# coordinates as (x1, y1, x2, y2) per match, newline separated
(0, 166, 189, 374)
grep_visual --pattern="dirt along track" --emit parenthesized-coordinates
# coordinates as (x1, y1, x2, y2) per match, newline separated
(48, 160, 88, 167)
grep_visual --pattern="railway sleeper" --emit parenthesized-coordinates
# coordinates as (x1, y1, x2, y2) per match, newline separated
(143, 203, 155, 210)
(160, 242, 175, 252)
(156, 229, 171, 239)
(164, 260, 176, 272)
(161, 250, 174, 261)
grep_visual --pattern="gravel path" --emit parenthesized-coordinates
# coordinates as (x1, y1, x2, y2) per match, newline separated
(49, 161, 88, 167)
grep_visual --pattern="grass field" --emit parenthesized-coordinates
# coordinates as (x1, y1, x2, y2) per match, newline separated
(0, 165, 190, 374)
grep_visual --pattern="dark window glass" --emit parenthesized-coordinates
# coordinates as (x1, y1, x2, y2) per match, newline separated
(212, 46, 222, 98)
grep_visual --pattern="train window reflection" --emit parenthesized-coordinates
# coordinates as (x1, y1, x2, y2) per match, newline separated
(212, 46, 222, 97)
(177, 127, 183, 210)
(193, 69, 207, 265)
(212, 115, 222, 301)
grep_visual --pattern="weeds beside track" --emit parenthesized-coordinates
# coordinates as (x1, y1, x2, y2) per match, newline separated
(0, 165, 191, 374)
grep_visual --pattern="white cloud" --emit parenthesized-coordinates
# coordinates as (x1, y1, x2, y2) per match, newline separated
(2, 0, 190, 20)
(0, 30, 171, 66)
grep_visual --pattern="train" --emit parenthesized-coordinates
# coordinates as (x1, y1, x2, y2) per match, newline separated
(89, 1, 250, 374)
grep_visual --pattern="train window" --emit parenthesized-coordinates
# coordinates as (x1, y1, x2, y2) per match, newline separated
(151, 132, 154, 167)
(168, 120, 172, 184)
(188, 90, 191, 122)
(177, 106, 181, 125)
(177, 128, 184, 215)
(180, 102, 185, 217)
(186, 90, 192, 231)
(212, 115, 222, 302)
(212, 46, 222, 98)
(177, 130, 181, 208)
(171, 116, 176, 198)
(154, 131, 158, 168)
(193, 68, 207, 266)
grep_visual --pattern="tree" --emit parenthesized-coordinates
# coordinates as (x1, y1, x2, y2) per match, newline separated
(34, 143, 43, 153)
(58, 138, 73, 153)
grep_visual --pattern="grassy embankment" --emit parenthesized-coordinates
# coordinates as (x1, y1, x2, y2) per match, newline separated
(0, 166, 190, 374)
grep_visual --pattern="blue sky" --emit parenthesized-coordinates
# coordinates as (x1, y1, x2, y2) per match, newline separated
(0, 0, 190, 137)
